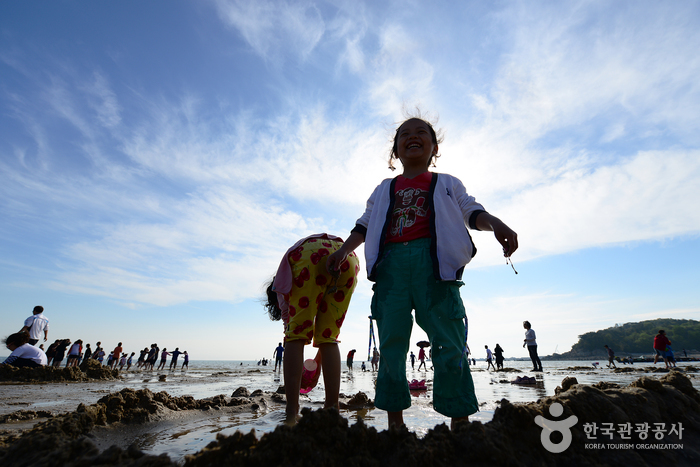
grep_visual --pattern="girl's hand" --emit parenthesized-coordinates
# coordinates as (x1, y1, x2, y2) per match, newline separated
(493, 221, 518, 257)
(326, 231, 364, 274)
(475, 212, 518, 256)
(326, 249, 347, 275)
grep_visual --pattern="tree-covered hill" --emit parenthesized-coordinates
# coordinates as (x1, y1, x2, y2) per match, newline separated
(557, 318, 700, 358)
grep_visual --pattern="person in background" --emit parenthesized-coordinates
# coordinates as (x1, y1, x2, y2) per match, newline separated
(52, 339, 71, 368)
(485, 345, 495, 371)
(157, 348, 170, 370)
(410, 351, 416, 370)
(66, 339, 83, 367)
(20, 306, 49, 346)
(127, 352, 135, 370)
(82, 343, 93, 361)
(604, 344, 616, 368)
(95, 347, 106, 365)
(118, 352, 128, 370)
(271, 343, 285, 371)
(666, 345, 677, 368)
(2, 332, 47, 367)
(346, 349, 356, 370)
(92, 342, 102, 359)
(494, 344, 505, 370)
(137, 347, 148, 368)
(169, 348, 182, 370)
(653, 330, 672, 369)
(144, 344, 158, 371)
(417, 347, 426, 371)
(181, 351, 189, 370)
(372, 347, 380, 372)
(45, 340, 60, 366)
(110, 342, 123, 370)
(523, 321, 543, 372)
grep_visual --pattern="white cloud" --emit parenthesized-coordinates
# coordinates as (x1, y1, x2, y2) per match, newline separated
(213, 0, 326, 62)
(84, 71, 122, 129)
(3, 0, 700, 314)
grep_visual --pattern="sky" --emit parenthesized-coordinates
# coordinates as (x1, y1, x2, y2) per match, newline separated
(1, 1, 699, 361)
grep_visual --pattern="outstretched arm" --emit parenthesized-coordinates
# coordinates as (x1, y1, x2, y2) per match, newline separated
(475, 212, 518, 257)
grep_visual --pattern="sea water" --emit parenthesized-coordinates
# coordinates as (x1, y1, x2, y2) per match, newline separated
(108, 359, 698, 463)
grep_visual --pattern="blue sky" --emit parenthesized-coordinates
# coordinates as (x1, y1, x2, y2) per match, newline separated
(1, 1, 698, 361)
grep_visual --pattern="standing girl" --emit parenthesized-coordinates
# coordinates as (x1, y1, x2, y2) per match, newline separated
(265, 234, 359, 421)
(326, 116, 518, 429)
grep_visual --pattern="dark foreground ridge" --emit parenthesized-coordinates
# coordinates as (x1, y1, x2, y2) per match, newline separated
(0, 371, 698, 466)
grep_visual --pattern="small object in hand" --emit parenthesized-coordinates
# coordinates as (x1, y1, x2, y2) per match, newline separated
(506, 256, 518, 274)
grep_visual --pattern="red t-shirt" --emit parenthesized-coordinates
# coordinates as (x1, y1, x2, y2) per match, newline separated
(653, 335, 671, 350)
(386, 172, 432, 243)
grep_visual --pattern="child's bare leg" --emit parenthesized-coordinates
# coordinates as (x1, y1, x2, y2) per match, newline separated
(451, 416, 469, 430)
(388, 411, 404, 429)
(283, 340, 304, 419)
(319, 343, 340, 409)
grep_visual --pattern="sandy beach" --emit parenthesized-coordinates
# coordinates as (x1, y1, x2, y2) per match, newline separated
(1, 359, 699, 465)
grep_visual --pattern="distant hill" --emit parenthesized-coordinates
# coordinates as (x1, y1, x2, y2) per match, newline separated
(554, 318, 700, 358)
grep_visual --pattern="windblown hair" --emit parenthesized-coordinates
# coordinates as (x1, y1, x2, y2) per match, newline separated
(264, 279, 282, 321)
(3, 331, 30, 347)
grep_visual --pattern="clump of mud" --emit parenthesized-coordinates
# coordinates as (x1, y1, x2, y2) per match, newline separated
(0, 359, 119, 383)
(0, 387, 266, 465)
(2, 375, 699, 466)
(0, 410, 54, 424)
(340, 391, 373, 408)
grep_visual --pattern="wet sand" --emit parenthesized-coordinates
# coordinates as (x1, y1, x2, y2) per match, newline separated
(1, 360, 699, 465)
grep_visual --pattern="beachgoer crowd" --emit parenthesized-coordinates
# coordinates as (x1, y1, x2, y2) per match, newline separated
(2, 308, 191, 372)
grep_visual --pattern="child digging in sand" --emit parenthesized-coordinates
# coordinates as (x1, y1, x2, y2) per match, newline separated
(265, 234, 360, 422)
(326, 114, 518, 430)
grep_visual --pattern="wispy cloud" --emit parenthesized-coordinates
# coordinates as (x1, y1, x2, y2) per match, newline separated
(213, 0, 326, 63)
(2, 0, 699, 313)
(84, 71, 122, 129)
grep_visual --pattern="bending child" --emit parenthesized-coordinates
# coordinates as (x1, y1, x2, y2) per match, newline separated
(265, 234, 359, 422)
(326, 115, 518, 430)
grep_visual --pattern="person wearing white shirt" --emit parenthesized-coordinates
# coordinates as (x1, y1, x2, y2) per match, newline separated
(21, 306, 49, 346)
(2, 332, 48, 367)
(523, 321, 543, 372)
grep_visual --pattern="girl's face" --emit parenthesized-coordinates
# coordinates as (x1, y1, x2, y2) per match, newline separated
(395, 119, 438, 168)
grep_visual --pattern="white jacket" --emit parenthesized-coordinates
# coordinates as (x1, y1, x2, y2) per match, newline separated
(353, 173, 486, 281)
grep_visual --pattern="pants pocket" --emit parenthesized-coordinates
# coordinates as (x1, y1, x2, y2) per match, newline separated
(435, 280, 466, 320)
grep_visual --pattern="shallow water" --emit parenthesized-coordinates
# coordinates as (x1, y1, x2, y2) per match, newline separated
(103, 359, 698, 463)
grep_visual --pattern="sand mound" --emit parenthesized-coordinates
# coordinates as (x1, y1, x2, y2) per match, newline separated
(1, 374, 698, 466)
(0, 359, 119, 383)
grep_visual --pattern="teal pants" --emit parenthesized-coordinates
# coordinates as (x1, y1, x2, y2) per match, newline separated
(371, 239, 478, 417)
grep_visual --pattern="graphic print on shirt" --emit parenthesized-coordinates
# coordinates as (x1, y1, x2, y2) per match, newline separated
(390, 187, 428, 238)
